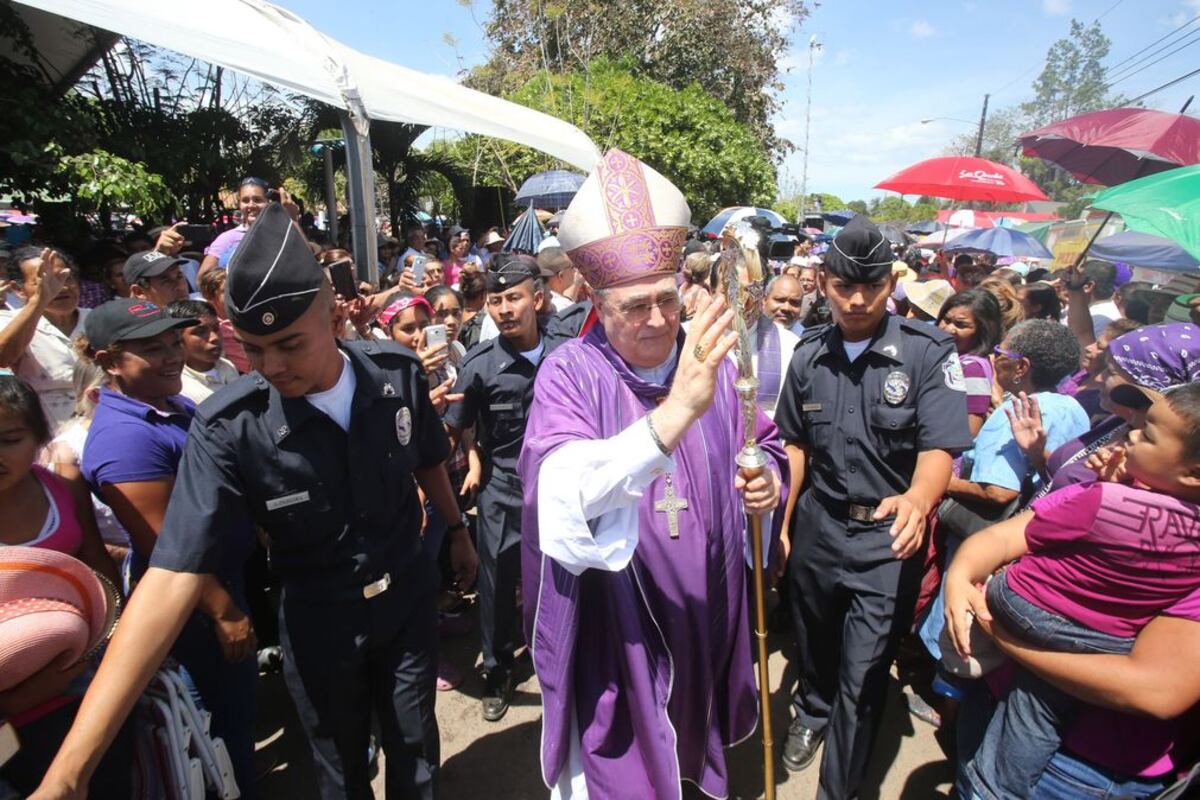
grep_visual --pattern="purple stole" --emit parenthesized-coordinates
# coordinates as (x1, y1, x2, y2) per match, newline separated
(756, 317, 782, 408)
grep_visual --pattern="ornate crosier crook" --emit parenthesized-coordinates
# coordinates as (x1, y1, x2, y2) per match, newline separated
(720, 220, 776, 800)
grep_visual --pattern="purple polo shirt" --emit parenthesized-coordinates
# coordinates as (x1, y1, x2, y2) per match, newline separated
(81, 388, 195, 491)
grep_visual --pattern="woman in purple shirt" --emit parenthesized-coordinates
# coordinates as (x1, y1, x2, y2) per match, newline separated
(937, 288, 1004, 436)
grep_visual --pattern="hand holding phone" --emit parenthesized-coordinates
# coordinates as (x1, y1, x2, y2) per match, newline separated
(412, 255, 427, 285)
(329, 258, 359, 299)
(424, 323, 448, 349)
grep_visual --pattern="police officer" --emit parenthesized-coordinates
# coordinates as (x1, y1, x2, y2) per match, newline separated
(444, 253, 559, 722)
(774, 216, 972, 799)
(34, 204, 478, 800)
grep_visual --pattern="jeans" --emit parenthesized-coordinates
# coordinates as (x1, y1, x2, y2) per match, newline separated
(965, 575, 1135, 799)
(957, 682, 1168, 800)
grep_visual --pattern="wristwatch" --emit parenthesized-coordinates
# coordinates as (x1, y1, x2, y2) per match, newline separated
(447, 517, 468, 535)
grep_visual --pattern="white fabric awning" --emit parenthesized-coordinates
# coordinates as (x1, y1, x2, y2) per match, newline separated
(13, 0, 601, 171)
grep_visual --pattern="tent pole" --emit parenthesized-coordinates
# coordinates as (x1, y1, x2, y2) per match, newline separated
(340, 111, 379, 286)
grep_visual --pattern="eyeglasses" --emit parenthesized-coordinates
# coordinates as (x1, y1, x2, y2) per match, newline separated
(614, 293, 682, 323)
(993, 345, 1023, 360)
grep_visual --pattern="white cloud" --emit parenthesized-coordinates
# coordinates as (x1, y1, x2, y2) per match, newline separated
(1042, 0, 1071, 15)
(909, 20, 936, 38)
(1164, 0, 1200, 25)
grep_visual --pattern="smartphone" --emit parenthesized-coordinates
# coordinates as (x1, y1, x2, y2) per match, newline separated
(425, 323, 448, 349)
(178, 224, 214, 247)
(328, 258, 358, 298)
(411, 255, 427, 284)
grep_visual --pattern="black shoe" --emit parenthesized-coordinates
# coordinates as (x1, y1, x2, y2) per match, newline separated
(781, 718, 824, 772)
(481, 669, 514, 722)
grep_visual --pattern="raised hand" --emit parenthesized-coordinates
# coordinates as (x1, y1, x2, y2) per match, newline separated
(1005, 391, 1046, 459)
(32, 248, 72, 308)
(155, 222, 186, 256)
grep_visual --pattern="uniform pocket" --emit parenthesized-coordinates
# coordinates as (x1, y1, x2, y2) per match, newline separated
(802, 408, 833, 450)
(869, 404, 918, 454)
(263, 485, 337, 547)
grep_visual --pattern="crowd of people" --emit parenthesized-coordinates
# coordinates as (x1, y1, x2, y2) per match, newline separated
(0, 146, 1197, 800)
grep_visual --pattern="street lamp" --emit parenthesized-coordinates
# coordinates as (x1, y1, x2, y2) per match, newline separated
(920, 94, 990, 157)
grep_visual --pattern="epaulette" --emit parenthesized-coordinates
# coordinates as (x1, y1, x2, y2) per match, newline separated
(460, 337, 500, 368)
(896, 316, 956, 346)
(193, 372, 267, 423)
(346, 338, 423, 368)
(796, 322, 833, 348)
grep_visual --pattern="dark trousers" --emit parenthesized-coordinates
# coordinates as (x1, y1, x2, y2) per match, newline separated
(963, 575, 1135, 800)
(279, 573, 439, 800)
(476, 472, 523, 674)
(788, 492, 922, 800)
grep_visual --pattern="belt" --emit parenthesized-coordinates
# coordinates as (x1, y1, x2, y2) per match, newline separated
(363, 572, 391, 599)
(847, 504, 878, 523)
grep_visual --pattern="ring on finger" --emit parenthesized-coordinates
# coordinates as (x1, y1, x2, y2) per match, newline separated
(693, 344, 707, 361)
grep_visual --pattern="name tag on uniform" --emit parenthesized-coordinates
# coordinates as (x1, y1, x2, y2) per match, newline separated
(802, 403, 823, 412)
(266, 491, 310, 511)
(489, 403, 516, 412)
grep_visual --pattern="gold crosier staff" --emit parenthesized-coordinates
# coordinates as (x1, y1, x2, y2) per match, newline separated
(720, 220, 776, 800)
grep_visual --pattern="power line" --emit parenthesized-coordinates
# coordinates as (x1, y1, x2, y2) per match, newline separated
(1106, 26, 1200, 84)
(1108, 31, 1200, 87)
(1127, 66, 1200, 104)
(1105, 13, 1200, 74)
(1093, 0, 1126, 21)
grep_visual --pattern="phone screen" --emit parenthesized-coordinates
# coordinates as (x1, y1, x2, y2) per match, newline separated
(411, 256, 427, 284)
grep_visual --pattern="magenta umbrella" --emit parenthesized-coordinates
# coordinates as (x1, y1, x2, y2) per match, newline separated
(1018, 107, 1200, 186)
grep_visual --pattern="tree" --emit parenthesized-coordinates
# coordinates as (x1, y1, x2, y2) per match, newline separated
(1021, 19, 1119, 129)
(438, 60, 776, 222)
(468, 0, 809, 161)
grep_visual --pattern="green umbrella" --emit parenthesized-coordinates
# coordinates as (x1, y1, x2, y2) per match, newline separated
(1015, 221, 1053, 243)
(1092, 164, 1200, 260)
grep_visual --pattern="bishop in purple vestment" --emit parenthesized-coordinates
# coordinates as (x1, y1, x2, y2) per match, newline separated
(518, 149, 788, 799)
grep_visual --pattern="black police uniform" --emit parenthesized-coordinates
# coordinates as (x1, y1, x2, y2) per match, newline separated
(444, 325, 559, 686)
(151, 340, 446, 799)
(776, 319, 971, 797)
(149, 203, 450, 800)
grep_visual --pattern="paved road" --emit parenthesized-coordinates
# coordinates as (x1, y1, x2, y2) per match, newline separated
(252, 605, 953, 799)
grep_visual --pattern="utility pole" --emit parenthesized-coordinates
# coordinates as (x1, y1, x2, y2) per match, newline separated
(799, 35, 821, 223)
(974, 93, 990, 158)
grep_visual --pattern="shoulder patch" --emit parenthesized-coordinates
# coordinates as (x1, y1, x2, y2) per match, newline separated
(942, 352, 967, 392)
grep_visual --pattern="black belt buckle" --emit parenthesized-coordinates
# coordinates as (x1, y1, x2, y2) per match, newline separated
(847, 504, 877, 523)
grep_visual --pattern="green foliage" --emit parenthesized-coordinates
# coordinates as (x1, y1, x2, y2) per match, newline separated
(866, 196, 937, 223)
(1021, 19, 1120, 128)
(472, 0, 810, 161)
(57, 148, 173, 216)
(846, 199, 869, 215)
(439, 60, 775, 222)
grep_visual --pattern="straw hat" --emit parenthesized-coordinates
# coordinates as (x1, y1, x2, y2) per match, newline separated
(0, 547, 120, 690)
(905, 279, 955, 320)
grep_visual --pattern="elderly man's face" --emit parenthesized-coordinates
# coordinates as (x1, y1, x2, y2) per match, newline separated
(596, 274, 681, 369)
(798, 268, 818, 296)
(765, 275, 804, 327)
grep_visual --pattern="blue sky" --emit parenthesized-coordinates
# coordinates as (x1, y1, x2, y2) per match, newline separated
(283, 0, 1200, 205)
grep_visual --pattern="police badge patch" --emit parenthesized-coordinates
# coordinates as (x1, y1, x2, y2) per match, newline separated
(943, 353, 967, 392)
(395, 407, 412, 445)
(883, 371, 910, 405)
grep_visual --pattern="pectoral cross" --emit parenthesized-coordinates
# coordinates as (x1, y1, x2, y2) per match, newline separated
(654, 476, 688, 539)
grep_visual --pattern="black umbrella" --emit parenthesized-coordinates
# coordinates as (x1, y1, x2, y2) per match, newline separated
(502, 204, 547, 254)
(874, 222, 911, 246)
(905, 220, 945, 235)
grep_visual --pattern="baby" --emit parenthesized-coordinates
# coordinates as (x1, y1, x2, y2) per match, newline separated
(944, 382, 1200, 799)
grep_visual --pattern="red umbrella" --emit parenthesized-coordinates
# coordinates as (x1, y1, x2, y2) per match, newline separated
(875, 155, 1048, 203)
(1018, 107, 1200, 186)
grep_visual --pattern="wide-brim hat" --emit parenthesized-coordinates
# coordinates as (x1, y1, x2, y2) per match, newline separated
(904, 279, 955, 319)
(0, 547, 120, 691)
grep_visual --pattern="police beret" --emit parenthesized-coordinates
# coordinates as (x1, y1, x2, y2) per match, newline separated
(822, 216, 894, 283)
(225, 203, 324, 336)
(486, 253, 539, 292)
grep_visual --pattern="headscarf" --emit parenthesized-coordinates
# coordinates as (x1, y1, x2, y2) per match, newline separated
(380, 294, 433, 327)
(1108, 322, 1200, 390)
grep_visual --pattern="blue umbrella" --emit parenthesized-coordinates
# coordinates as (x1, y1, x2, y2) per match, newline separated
(502, 204, 546, 254)
(702, 207, 786, 237)
(822, 209, 858, 226)
(1088, 230, 1200, 273)
(514, 170, 586, 209)
(943, 227, 1053, 260)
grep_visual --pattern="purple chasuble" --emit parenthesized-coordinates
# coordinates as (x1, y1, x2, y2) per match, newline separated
(518, 325, 788, 799)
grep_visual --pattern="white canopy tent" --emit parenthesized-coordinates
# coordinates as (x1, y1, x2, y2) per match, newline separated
(12, 0, 602, 279)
